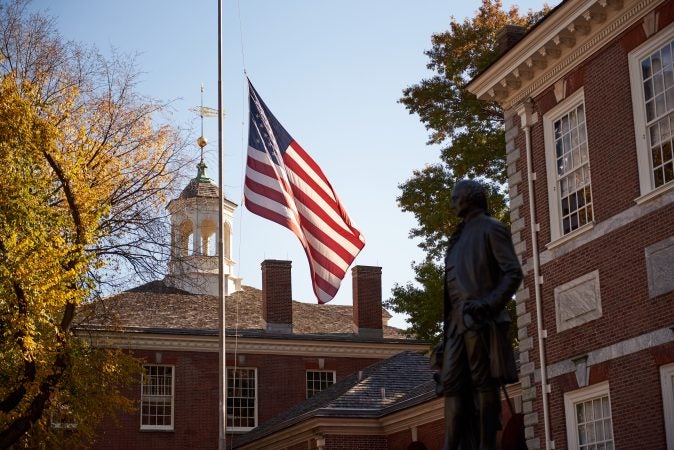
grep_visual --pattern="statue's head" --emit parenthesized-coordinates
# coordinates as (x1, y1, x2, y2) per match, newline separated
(451, 179, 488, 218)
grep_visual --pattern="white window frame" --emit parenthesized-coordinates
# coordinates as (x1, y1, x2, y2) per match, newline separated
(306, 370, 336, 398)
(226, 367, 258, 432)
(629, 22, 674, 201)
(140, 364, 175, 431)
(544, 88, 594, 245)
(564, 381, 614, 450)
(661, 362, 674, 450)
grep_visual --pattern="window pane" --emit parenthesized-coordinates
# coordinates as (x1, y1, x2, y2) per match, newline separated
(604, 419, 613, 439)
(579, 424, 587, 444)
(577, 403, 584, 423)
(665, 85, 674, 111)
(647, 99, 656, 122)
(656, 93, 666, 117)
(642, 57, 652, 79)
(660, 116, 671, 140)
(665, 161, 673, 183)
(655, 166, 665, 186)
(562, 115, 570, 134)
(653, 52, 663, 74)
(644, 78, 654, 100)
(653, 145, 663, 166)
(650, 123, 661, 145)
(577, 104, 585, 122)
(663, 42, 672, 67)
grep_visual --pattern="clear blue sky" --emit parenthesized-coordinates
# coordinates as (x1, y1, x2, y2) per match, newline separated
(30, 0, 550, 328)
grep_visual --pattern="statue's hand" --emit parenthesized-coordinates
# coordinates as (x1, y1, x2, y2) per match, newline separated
(463, 299, 490, 321)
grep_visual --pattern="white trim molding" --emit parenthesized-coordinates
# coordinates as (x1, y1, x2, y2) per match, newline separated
(80, 330, 428, 359)
(545, 326, 674, 380)
(468, 0, 665, 110)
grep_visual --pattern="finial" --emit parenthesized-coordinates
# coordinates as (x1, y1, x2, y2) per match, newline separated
(196, 159, 209, 182)
(197, 84, 206, 164)
(189, 84, 218, 182)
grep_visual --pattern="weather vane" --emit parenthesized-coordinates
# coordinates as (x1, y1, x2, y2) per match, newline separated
(190, 84, 219, 164)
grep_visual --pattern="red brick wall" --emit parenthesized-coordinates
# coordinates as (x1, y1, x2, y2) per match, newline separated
(325, 435, 387, 450)
(385, 419, 445, 450)
(261, 259, 293, 327)
(92, 349, 382, 449)
(352, 265, 383, 331)
(546, 344, 674, 449)
(541, 204, 674, 362)
(93, 350, 219, 450)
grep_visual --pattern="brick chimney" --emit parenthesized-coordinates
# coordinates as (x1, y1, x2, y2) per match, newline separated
(261, 260, 292, 334)
(352, 265, 383, 338)
(496, 24, 527, 56)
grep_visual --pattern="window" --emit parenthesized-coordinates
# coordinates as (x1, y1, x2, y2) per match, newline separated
(629, 24, 674, 198)
(564, 382, 614, 450)
(544, 88, 594, 242)
(227, 367, 257, 431)
(140, 365, 174, 430)
(661, 363, 674, 450)
(306, 370, 336, 398)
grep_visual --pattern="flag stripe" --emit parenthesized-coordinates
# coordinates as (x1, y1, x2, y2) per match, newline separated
(246, 172, 353, 276)
(287, 142, 337, 202)
(244, 79, 365, 303)
(284, 148, 360, 238)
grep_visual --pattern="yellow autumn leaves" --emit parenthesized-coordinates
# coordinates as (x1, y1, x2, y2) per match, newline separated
(0, 2, 189, 444)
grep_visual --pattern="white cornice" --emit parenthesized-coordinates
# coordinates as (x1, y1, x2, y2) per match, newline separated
(468, 0, 664, 110)
(234, 399, 445, 449)
(81, 330, 428, 359)
(380, 396, 444, 434)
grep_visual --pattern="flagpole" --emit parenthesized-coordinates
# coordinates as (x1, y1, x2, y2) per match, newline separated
(217, 0, 226, 448)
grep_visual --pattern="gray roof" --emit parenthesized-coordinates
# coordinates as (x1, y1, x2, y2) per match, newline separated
(179, 178, 220, 199)
(233, 351, 436, 447)
(78, 281, 411, 341)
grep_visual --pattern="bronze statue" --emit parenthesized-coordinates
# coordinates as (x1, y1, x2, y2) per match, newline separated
(436, 179, 523, 450)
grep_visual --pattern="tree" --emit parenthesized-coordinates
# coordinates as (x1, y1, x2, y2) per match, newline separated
(385, 0, 546, 345)
(0, 0, 191, 446)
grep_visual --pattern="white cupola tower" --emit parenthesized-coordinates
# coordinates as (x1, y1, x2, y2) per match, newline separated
(165, 160, 241, 296)
(165, 91, 241, 295)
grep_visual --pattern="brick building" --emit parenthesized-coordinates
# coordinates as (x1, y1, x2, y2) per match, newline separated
(78, 164, 429, 449)
(468, 0, 674, 449)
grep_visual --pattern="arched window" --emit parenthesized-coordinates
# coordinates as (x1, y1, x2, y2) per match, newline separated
(200, 219, 217, 256)
(179, 220, 193, 257)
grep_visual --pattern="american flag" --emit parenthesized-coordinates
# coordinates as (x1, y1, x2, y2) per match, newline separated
(244, 79, 365, 304)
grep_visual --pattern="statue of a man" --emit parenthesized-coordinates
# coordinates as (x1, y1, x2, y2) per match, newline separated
(438, 179, 523, 450)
